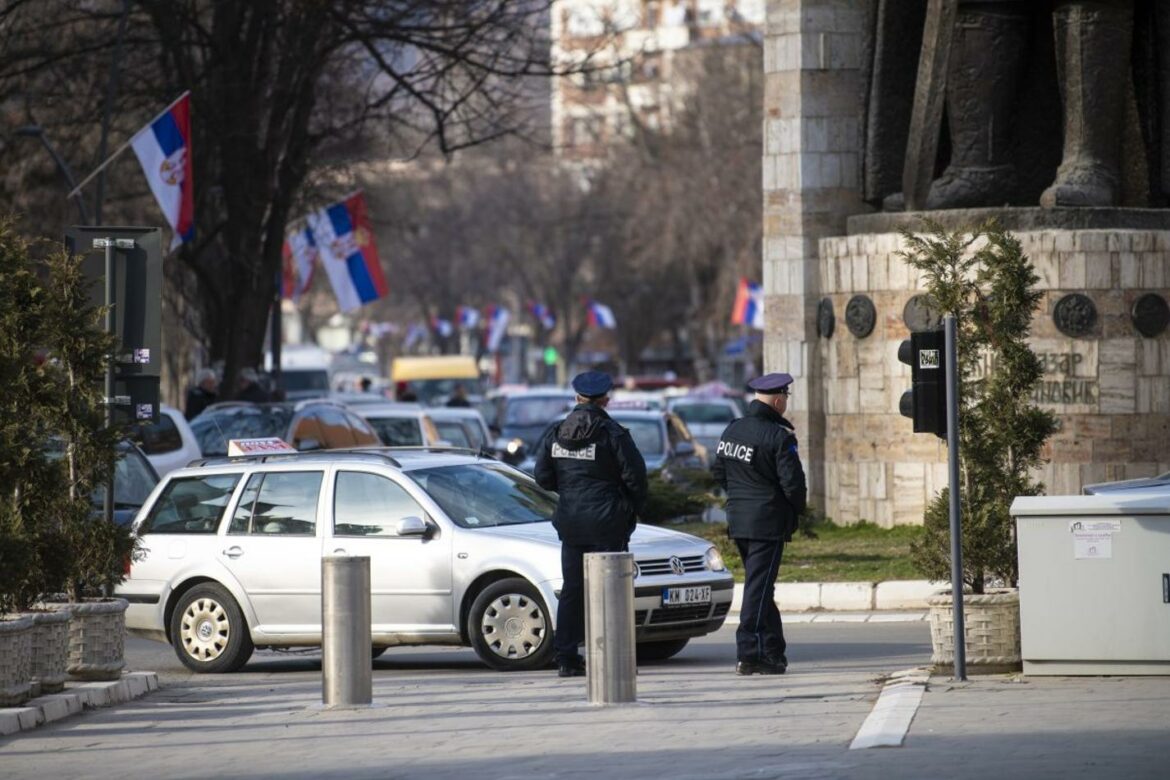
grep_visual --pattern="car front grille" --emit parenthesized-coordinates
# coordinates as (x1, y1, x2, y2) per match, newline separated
(647, 604, 712, 624)
(636, 555, 706, 576)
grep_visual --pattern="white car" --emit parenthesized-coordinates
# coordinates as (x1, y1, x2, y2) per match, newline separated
(117, 450, 733, 673)
(354, 403, 444, 447)
(134, 405, 203, 478)
(665, 396, 741, 455)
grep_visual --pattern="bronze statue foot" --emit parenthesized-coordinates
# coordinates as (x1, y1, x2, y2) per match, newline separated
(882, 165, 1016, 211)
(1039, 163, 1120, 208)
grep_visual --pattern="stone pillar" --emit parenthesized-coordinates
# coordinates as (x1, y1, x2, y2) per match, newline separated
(762, 0, 871, 508)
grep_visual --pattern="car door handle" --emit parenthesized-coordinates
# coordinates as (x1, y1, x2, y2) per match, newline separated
(222, 546, 244, 559)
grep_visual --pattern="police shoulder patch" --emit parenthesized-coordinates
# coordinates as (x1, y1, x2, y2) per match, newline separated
(715, 439, 754, 463)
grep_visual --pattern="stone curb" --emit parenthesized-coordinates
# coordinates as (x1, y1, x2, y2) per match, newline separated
(729, 580, 947, 615)
(0, 672, 158, 737)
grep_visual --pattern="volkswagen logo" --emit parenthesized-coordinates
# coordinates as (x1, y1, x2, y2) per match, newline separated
(669, 556, 686, 576)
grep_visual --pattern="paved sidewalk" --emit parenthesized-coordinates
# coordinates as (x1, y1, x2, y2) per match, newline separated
(2, 653, 1166, 778)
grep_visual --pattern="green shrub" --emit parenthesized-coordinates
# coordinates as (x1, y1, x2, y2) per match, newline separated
(899, 222, 1057, 593)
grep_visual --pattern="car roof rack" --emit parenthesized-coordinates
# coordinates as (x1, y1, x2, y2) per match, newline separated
(348, 445, 497, 460)
(189, 450, 402, 468)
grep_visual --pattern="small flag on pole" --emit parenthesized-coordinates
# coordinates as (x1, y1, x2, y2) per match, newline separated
(456, 306, 480, 329)
(485, 306, 510, 352)
(307, 191, 389, 313)
(587, 300, 617, 329)
(529, 302, 556, 330)
(731, 278, 764, 330)
(130, 92, 195, 249)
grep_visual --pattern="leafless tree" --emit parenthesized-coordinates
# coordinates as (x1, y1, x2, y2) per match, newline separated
(0, 0, 595, 396)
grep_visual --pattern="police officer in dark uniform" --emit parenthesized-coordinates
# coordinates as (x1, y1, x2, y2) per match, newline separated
(534, 371, 648, 677)
(712, 372, 807, 675)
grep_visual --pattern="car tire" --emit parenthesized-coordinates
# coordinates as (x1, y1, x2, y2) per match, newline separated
(636, 638, 690, 662)
(468, 577, 553, 672)
(170, 583, 254, 673)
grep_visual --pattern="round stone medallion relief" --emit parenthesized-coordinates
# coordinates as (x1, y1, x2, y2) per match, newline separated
(1053, 293, 1097, 338)
(817, 298, 835, 338)
(1131, 293, 1170, 338)
(845, 295, 876, 338)
(902, 294, 941, 333)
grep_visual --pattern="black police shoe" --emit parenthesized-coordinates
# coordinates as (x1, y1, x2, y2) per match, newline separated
(735, 657, 787, 676)
(557, 657, 586, 678)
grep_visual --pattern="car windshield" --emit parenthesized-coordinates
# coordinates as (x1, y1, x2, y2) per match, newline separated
(410, 378, 484, 404)
(671, 403, 737, 424)
(365, 416, 424, 446)
(283, 370, 330, 393)
(409, 464, 555, 528)
(190, 406, 294, 456)
(613, 418, 665, 456)
(434, 421, 471, 448)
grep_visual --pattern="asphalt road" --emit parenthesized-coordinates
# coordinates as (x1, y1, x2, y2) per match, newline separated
(126, 619, 933, 688)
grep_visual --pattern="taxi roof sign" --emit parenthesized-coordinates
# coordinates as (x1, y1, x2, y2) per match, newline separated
(227, 437, 296, 457)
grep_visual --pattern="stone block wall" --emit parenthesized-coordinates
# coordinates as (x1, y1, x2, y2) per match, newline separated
(762, 0, 870, 507)
(818, 229, 1170, 526)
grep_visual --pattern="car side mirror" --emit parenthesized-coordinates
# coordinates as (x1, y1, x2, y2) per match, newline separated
(396, 516, 429, 537)
(295, 437, 322, 452)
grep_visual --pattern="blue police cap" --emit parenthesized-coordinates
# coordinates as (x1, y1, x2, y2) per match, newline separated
(571, 371, 613, 398)
(747, 372, 794, 394)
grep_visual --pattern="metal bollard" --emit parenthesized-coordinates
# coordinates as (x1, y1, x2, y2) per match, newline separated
(321, 556, 372, 707)
(584, 552, 637, 705)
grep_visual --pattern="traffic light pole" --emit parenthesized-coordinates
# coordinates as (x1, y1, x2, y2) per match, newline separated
(944, 314, 966, 680)
(101, 237, 116, 528)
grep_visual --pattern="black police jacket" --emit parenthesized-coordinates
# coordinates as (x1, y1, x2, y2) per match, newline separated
(712, 400, 807, 541)
(533, 403, 649, 545)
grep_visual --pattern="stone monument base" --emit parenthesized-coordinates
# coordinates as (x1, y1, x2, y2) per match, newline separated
(815, 211, 1170, 527)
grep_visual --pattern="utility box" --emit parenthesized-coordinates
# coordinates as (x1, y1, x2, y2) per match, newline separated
(1012, 489, 1170, 675)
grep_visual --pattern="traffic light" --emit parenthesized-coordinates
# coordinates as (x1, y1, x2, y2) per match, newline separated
(897, 329, 947, 438)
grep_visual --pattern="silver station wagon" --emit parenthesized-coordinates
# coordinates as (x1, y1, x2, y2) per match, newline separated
(118, 449, 733, 673)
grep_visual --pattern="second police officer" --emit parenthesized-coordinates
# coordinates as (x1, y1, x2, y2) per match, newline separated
(534, 371, 648, 677)
(713, 372, 807, 675)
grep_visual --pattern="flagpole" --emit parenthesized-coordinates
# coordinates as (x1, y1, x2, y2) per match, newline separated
(67, 90, 191, 199)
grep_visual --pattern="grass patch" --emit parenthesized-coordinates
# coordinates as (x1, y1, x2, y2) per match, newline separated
(668, 521, 925, 583)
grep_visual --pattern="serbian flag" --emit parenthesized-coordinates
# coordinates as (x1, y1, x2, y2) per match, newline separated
(529, 302, 556, 331)
(485, 305, 510, 353)
(307, 192, 389, 313)
(131, 92, 194, 249)
(456, 306, 480, 328)
(587, 300, 617, 329)
(281, 226, 317, 301)
(731, 278, 764, 330)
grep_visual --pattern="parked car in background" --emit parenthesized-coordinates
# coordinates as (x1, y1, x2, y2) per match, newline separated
(355, 403, 444, 447)
(266, 344, 333, 401)
(190, 400, 380, 456)
(427, 406, 493, 451)
(98, 440, 160, 526)
(609, 390, 666, 410)
(118, 449, 733, 673)
(390, 355, 483, 405)
(132, 405, 202, 478)
(665, 396, 741, 455)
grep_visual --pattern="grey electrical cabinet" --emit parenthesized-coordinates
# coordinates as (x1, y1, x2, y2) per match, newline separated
(1012, 490, 1170, 675)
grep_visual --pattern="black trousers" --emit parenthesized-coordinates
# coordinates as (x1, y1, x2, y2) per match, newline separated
(735, 537, 787, 663)
(555, 539, 627, 663)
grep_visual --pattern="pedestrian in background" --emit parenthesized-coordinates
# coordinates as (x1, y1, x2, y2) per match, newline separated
(534, 370, 648, 677)
(236, 367, 271, 403)
(185, 368, 219, 420)
(446, 383, 471, 407)
(712, 372, 807, 676)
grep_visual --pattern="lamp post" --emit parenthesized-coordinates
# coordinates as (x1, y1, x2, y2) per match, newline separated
(15, 125, 91, 224)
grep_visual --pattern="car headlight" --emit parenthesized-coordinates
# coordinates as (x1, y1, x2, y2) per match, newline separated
(705, 546, 726, 572)
(505, 438, 524, 455)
